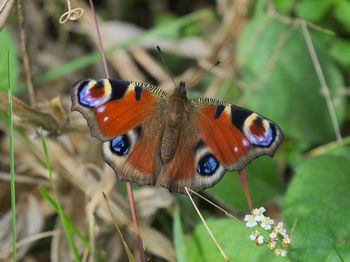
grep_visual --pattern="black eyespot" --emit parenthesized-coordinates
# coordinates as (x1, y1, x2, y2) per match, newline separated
(197, 154, 219, 176)
(110, 135, 130, 156)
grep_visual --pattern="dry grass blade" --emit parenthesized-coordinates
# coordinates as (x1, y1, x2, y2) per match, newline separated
(103, 192, 135, 262)
(185, 187, 229, 262)
(0, 0, 15, 31)
(185, 187, 238, 220)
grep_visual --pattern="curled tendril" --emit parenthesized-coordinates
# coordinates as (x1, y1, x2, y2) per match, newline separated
(59, 0, 84, 24)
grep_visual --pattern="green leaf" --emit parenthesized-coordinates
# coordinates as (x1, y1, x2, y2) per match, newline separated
(237, 16, 345, 147)
(173, 205, 187, 262)
(283, 153, 350, 261)
(208, 157, 283, 210)
(0, 27, 18, 93)
(334, 0, 350, 30)
(296, 0, 333, 22)
(187, 218, 290, 261)
(272, 0, 294, 14)
(330, 38, 350, 67)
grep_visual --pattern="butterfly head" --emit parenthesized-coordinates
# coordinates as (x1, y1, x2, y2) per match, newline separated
(173, 81, 187, 98)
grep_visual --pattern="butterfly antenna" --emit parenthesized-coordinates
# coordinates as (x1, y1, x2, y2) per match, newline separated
(188, 60, 221, 87)
(156, 46, 178, 89)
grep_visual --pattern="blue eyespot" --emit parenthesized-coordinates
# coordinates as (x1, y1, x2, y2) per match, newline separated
(110, 135, 130, 156)
(197, 154, 219, 176)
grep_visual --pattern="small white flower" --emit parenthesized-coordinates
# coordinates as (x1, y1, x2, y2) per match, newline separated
(244, 214, 257, 228)
(261, 216, 274, 230)
(268, 240, 277, 249)
(257, 235, 264, 245)
(251, 207, 266, 221)
(269, 230, 277, 239)
(275, 248, 287, 257)
(282, 235, 291, 247)
(249, 230, 259, 241)
(249, 230, 264, 245)
(273, 222, 287, 237)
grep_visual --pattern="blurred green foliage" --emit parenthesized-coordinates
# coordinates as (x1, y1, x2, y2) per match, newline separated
(188, 1, 350, 261)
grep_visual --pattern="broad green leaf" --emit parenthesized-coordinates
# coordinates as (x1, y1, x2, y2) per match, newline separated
(208, 157, 283, 210)
(283, 154, 350, 261)
(334, 0, 350, 30)
(0, 27, 18, 93)
(296, 0, 333, 22)
(187, 218, 290, 261)
(237, 16, 345, 147)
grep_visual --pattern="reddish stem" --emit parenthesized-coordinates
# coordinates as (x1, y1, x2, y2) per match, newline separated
(126, 183, 147, 262)
(87, 1, 146, 261)
(238, 168, 253, 210)
(88, 0, 110, 78)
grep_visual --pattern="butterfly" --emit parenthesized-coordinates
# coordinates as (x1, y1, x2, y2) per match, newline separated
(71, 79, 283, 193)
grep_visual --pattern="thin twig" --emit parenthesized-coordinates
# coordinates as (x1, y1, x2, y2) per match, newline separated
(301, 22, 343, 142)
(87, 1, 146, 261)
(8, 50, 17, 262)
(185, 187, 238, 220)
(185, 187, 229, 262)
(267, 4, 335, 36)
(88, 0, 109, 78)
(17, 0, 36, 107)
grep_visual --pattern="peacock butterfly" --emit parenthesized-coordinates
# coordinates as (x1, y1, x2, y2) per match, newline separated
(71, 79, 283, 193)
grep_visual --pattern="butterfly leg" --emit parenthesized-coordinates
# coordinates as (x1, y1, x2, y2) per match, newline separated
(239, 168, 253, 210)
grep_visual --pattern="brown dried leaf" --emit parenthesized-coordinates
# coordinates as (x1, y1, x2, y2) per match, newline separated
(0, 91, 61, 132)
(0, 195, 43, 260)
(134, 187, 174, 218)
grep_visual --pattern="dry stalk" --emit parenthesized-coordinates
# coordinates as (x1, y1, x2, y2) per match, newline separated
(17, 0, 36, 107)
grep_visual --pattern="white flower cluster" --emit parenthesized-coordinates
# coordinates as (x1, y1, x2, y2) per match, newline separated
(244, 207, 291, 257)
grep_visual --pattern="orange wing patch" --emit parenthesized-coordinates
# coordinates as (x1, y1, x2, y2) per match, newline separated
(128, 136, 158, 174)
(193, 106, 251, 166)
(95, 89, 158, 137)
(165, 144, 195, 181)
